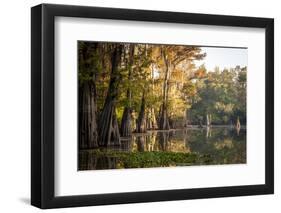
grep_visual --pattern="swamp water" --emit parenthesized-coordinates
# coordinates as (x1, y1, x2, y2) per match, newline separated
(79, 128, 246, 170)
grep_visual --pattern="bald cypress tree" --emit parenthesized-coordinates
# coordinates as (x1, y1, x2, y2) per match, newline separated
(120, 44, 135, 137)
(158, 46, 205, 130)
(78, 42, 98, 149)
(98, 44, 123, 146)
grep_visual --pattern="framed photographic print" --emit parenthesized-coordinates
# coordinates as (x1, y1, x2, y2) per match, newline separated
(31, 3, 274, 209)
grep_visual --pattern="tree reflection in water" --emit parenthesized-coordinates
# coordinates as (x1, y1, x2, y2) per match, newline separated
(79, 128, 246, 170)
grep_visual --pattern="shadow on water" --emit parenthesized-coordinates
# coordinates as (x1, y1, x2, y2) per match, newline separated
(79, 127, 246, 170)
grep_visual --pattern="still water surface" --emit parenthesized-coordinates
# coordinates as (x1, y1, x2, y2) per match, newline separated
(79, 127, 246, 170)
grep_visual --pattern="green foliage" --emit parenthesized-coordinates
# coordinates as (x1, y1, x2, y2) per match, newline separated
(78, 42, 103, 84)
(78, 41, 247, 128)
(189, 66, 247, 125)
(85, 150, 214, 168)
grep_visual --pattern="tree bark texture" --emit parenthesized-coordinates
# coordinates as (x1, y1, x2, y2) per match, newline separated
(78, 42, 99, 149)
(120, 45, 135, 137)
(120, 107, 132, 137)
(136, 93, 147, 133)
(159, 49, 171, 130)
(98, 44, 122, 146)
(79, 81, 99, 149)
(147, 107, 158, 130)
(206, 113, 212, 126)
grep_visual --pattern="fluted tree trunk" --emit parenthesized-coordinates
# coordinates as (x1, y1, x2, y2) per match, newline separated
(79, 81, 98, 149)
(147, 107, 158, 130)
(137, 92, 147, 133)
(78, 42, 99, 149)
(159, 104, 170, 130)
(98, 44, 122, 146)
(120, 106, 132, 137)
(120, 45, 135, 137)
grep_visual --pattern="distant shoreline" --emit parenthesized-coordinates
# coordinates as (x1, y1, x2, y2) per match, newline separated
(129, 125, 246, 137)
(185, 125, 246, 129)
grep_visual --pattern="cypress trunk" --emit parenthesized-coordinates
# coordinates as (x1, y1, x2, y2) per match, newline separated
(78, 42, 99, 149)
(206, 113, 210, 126)
(147, 107, 158, 130)
(136, 93, 147, 133)
(120, 45, 135, 137)
(120, 107, 132, 137)
(79, 81, 98, 149)
(158, 132, 169, 151)
(136, 136, 146, 152)
(159, 49, 170, 130)
(159, 103, 170, 130)
(98, 45, 122, 146)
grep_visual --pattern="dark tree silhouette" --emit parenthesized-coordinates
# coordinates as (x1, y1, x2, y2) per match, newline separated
(98, 44, 123, 146)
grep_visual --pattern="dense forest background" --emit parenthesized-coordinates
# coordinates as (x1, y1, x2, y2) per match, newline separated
(78, 42, 246, 149)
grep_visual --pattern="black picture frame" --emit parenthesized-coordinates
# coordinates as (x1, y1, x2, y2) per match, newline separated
(31, 3, 274, 209)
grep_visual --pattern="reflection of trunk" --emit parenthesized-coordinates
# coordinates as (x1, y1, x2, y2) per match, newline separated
(206, 126, 212, 138)
(199, 119, 204, 128)
(158, 132, 169, 151)
(184, 130, 191, 152)
(137, 136, 146, 152)
(147, 132, 157, 151)
(79, 151, 97, 170)
(236, 116, 241, 135)
(79, 152, 117, 170)
(159, 49, 170, 130)
(79, 81, 98, 149)
(120, 45, 134, 137)
(121, 138, 132, 151)
(98, 45, 122, 146)
(184, 109, 189, 127)
(96, 157, 117, 170)
(136, 92, 147, 133)
(230, 120, 234, 129)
